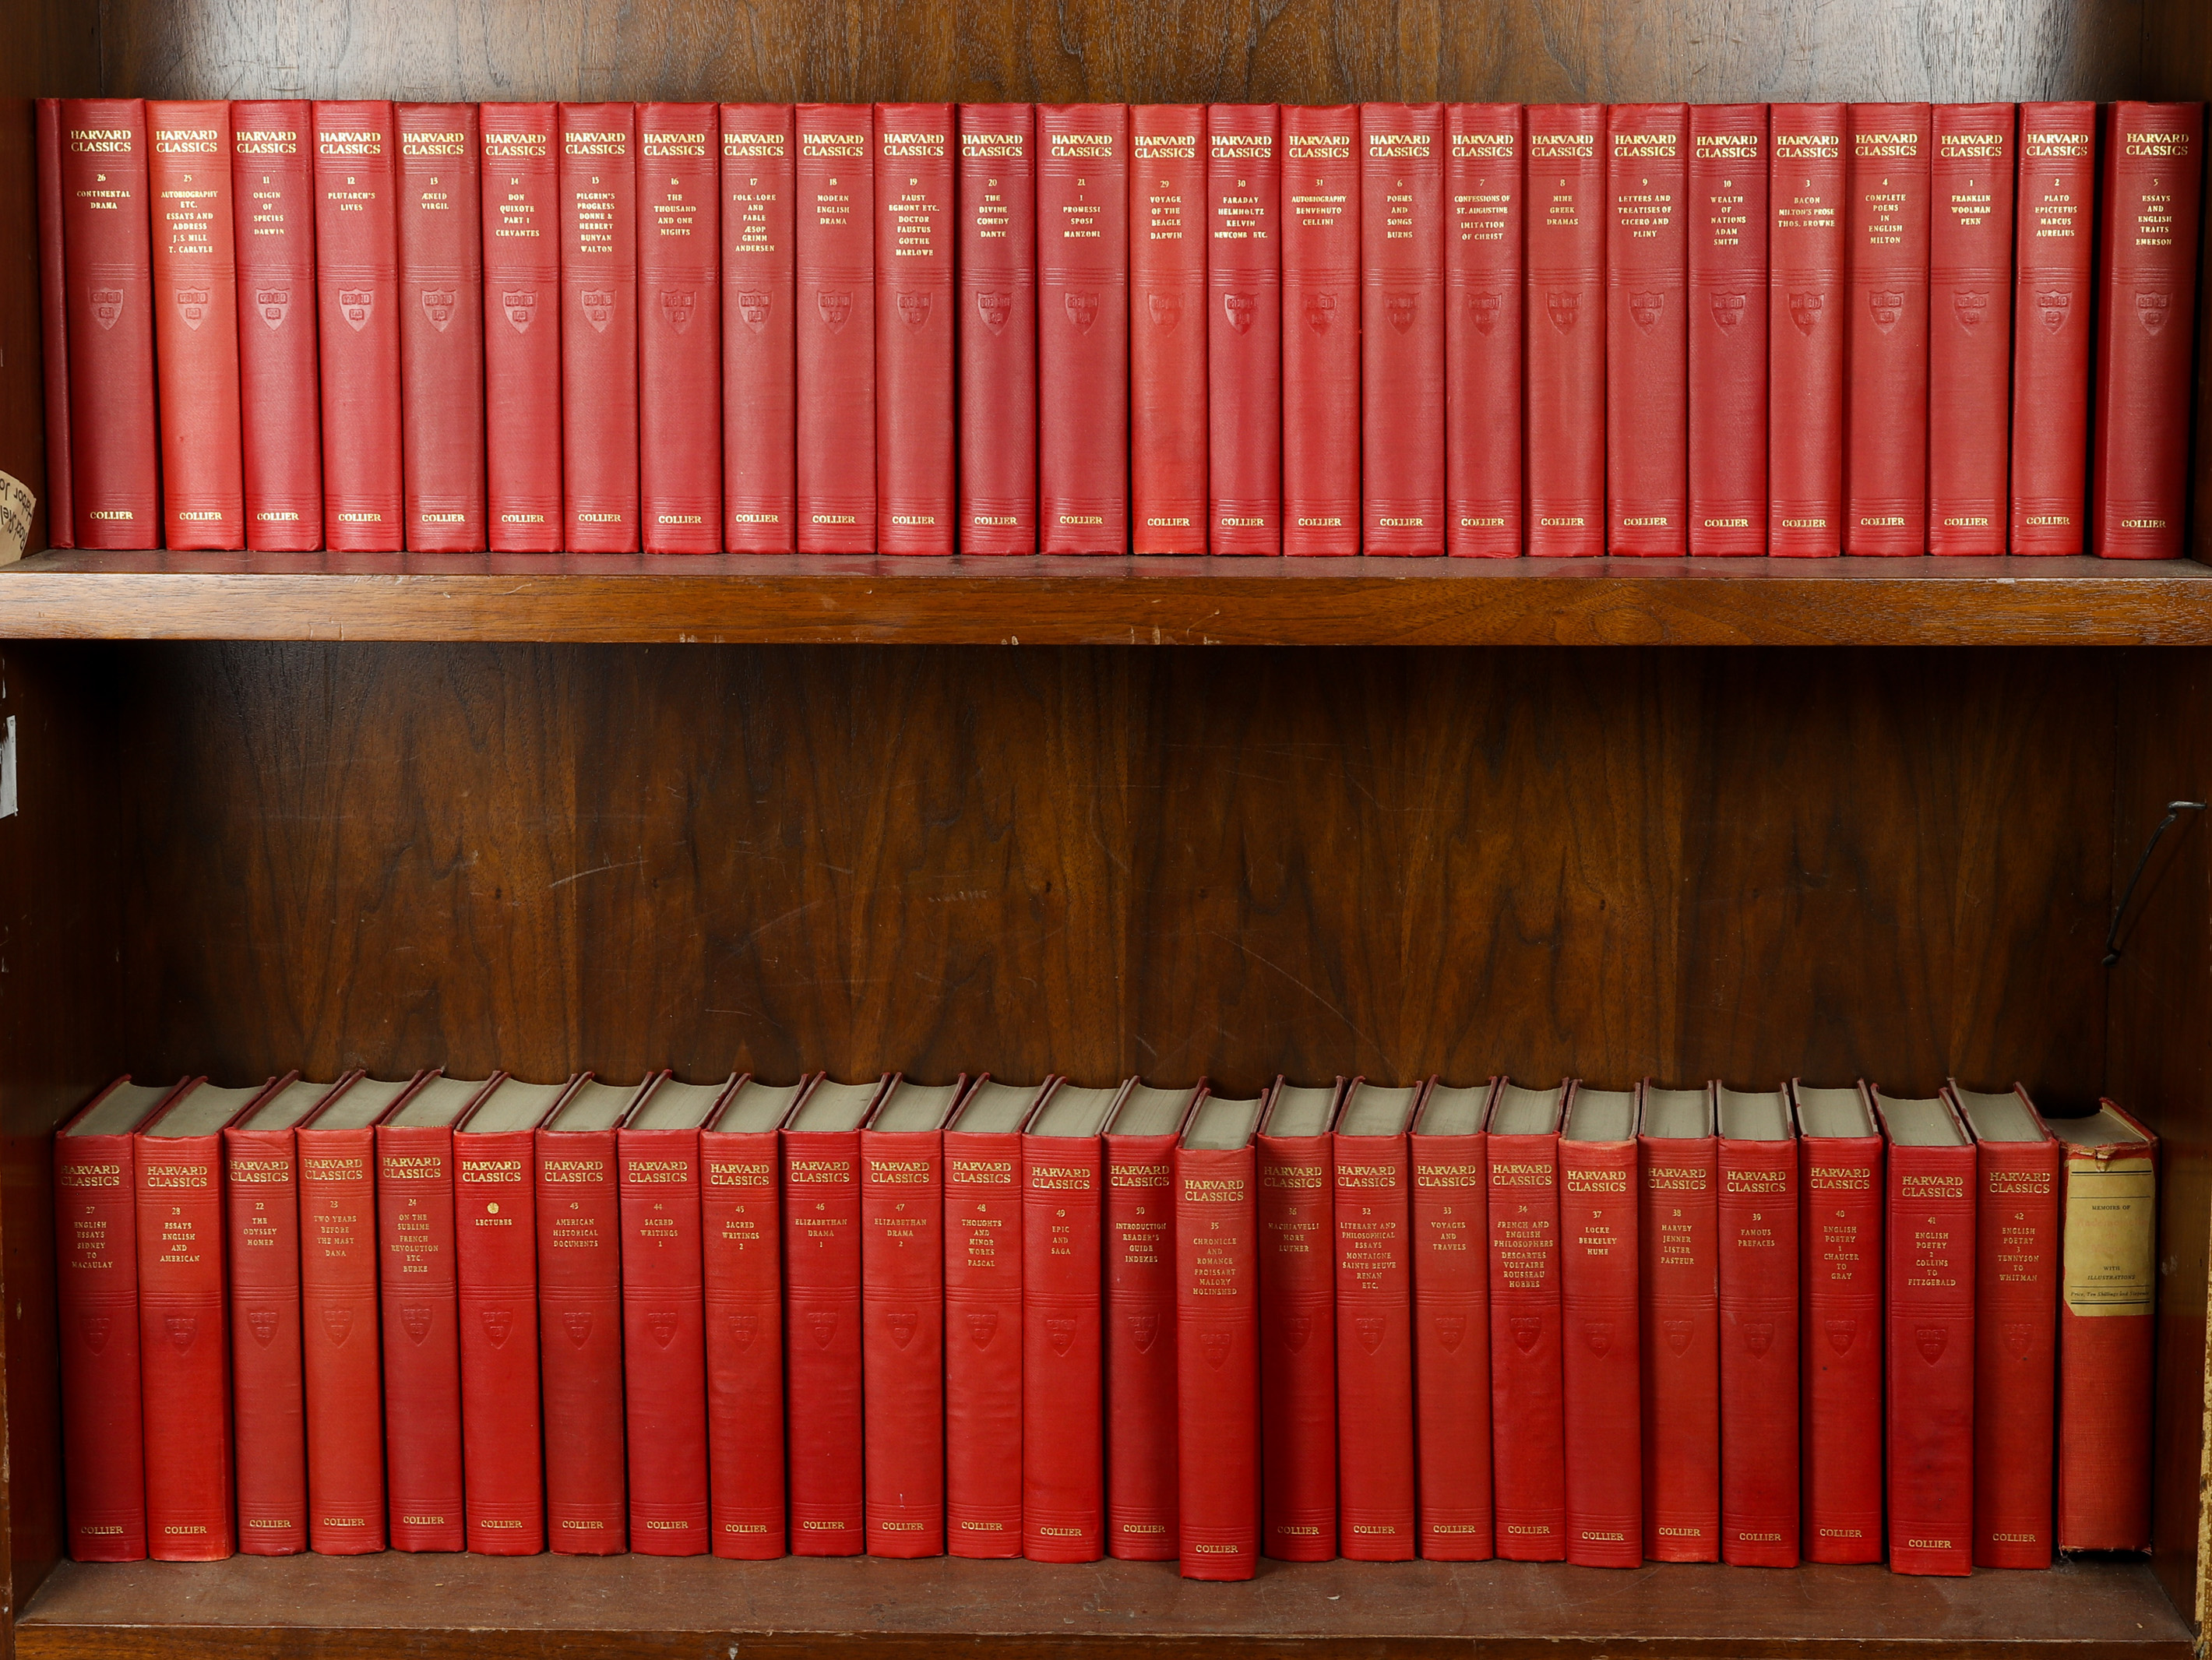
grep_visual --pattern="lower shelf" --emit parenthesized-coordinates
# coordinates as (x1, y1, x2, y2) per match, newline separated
(16, 1551, 2191, 1658)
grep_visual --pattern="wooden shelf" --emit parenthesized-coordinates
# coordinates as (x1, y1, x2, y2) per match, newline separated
(15, 1552, 2191, 1659)
(3, 552, 2210, 646)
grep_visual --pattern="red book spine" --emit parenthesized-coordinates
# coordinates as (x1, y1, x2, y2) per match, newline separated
(700, 1126, 784, 1557)
(1130, 109, 1207, 553)
(2009, 104, 2097, 554)
(1444, 106, 1523, 556)
(620, 1126, 709, 1554)
(1718, 1135, 1798, 1565)
(60, 99, 160, 548)
(1280, 106, 1359, 556)
(1846, 103, 1932, 555)
(720, 107, 796, 551)
(1974, 1133, 2059, 1567)
(1022, 1130, 1105, 1560)
(2055, 1117, 2157, 1550)
(375, 1123, 462, 1551)
(534, 1128, 625, 1552)
(1206, 105, 1281, 554)
(481, 107, 562, 552)
(1886, 1139, 1975, 1574)
(1525, 106, 1604, 557)
(1488, 1128, 1565, 1559)
(1104, 1129, 1179, 1559)
(959, 105, 1038, 554)
(874, 104, 956, 555)
(295, 1125, 386, 1554)
(455, 1128, 544, 1553)
(1175, 1142, 1259, 1579)
(148, 102, 244, 548)
(796, 104, 875, 552)
(396, 104, 484, 552)
(1038, 104, 1130, 554)
(137, 1126, 234, 1558)
(224, 1125, 306, 1555)
(37, 99, 73, 546)
(1333, 1131, 1414, 1559)
(559, 104, 639, 551)
(1412, 1132, 1491, 1558)
(784, 1124, 865, 1554)
(1767, 105, 1847, 556)
(312, 101, 403, 551)
(1361, 105, 1446, 555)
(1560, 1136, 1640, 1567)
(231, 103, 322, 550)
(1927, 104, 2014, 555)
(1257, 1129, 1335, 1558)
(1605, 103, 1689, 555)
(639, 104, 721, 552)
(2093, 103, 2203, 559)
(1688, 105, 1768, 555)
(1799, 1130, 1883, 1563)
(861, 1125, 945, 1555)
(945, 1131, 1023, 1556)
(55, 1126, 146, 1560)
(1638, 1132, 1718, 1561)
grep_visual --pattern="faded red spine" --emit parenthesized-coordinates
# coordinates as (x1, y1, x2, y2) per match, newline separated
(1560, 1135, 1640, 1567)
(534, 1126, 626, 1553)
(1037, 104, 1130, 553)
(1361, 104, 1446, 555)
(231, 100, 323, 550)
(1022, 1126, 1106, 1560)
(149, 101, 245, 548)
(481, 104, 562, 552)
(1604, 103, 1689, 555)
(1524, 106, 1604, 556)
(720, 106, 796, 551)
(1444, 105, 1523, 555)
(558, 103, 639, 551)
(1206, 104, 1283, 554)
(224, 1123, 307, 1555)
(794, 104, 875, 552)
(2009, 104, 2097, 554)
(1886, 1135, 1975, 1575)
(1766, 105, 1847, 556)
(1974, 1129, 2059, 1567)
(1926, 104, 2014, 555)
(1333, 1129, 1416, 1559)
(1639, 1129, 1719, 1561)
(958, 105, 1039, 553)
(637, 104, 723, 552)
(1104, 1125, 1181, 1560)
(312, 100, 403, 551)
(1412, 1129, 1492, 1558)
(1129, 108, 1208, 553)
(1718, 1134, 1799, 1566)
(139, 1121, 234, 1558)
(944, 1129, 1023, 1556)
(873, 104, 956, 555)
(1175, 1142, 1260, 1579)
(1687, 104, 1768, 555)
(61, 99, 160, 548)
(1844, 103, 1932, 555)
(295, 1122, 386, 1553)
(396, 104, 485, 551)
(1798, 1126, 1883, 1563)
(784, 1122, 866, 1554)
(375, 1121, 463, 1551)
(1257, 1125, 1336, 1558)
(1488, 1125, 1566, 1558)
(621, 1124, 710, 1554)
(1280, 105, 1359, 555)
(861, 1123, 946, 1554)
(56, 1117, 148, 1559)
(700, 1124, 786, 1556)
(455, 1126, 545, 1553)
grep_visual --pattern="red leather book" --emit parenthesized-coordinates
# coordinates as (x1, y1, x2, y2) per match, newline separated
(638, 104, 721, 552)
(1488, 1080, 1568, 1559)
(1687, 105, 1767, 555)
(2009, 104, 2097, 554)
(481, 105, 562, 552)
(396, 104, 484, 552)
(785, 1075, 889, 1555)
(559, 104, 639, 551)
(148, 101, 244, 548)
(37, 99, 72, 546)
(622, 1073, 737, 1556)
(874, 105, 956, 555)
(1129, 108, 1207, 554)
(861, 1076, 965, 1556)
(1873, 1088, 1975, 1575)
(1038, 105, 1130, 555)
(1280, 105, 1359, 556)
(1927, 104, 2014, 555)
(796, 105, 875, 552)
(312, 101, 403, 551)
(1604, 104, 1689, 555)
(1636, 1084, 1719, 1562)
(1717, 1087, 1798, 1567)
(1411, 1081, 1493, 1559)
(702, 1077, 804, 1556)
(1560, 1087, 1641, 1567)
(1950, 1084, 2059, 1568)
(56, 1077, 180, 1561)
(1444, 106, 1523, 556)
(721, 107, 797, 551)
(1846, 104, 1932, 555)
(2093, 104, 2203, 559)
(1103, 1083, 1199, 1560)
(60, 100, 160, 548)
(944, 1078, 1037, 1556)
(231, 103, 323, 550)
(1175, 1089, 1265, 1580)
(959, 106, 1039, 554)
(1206, 106, 1281, 554)
(2053, 1101, 2157, 1550)
(1766, 106, 1847, 556)
(1334, 1080, 1422, 1560)
(1791, 1081, 1883, 1563)
(1524, 107, 1604, 557)
(537, 1078, 643, 1553)
(1257, 1078, 1340, 1558)
(1360, 106, 1445, 555)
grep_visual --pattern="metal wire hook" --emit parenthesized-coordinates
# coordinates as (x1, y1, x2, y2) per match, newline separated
(2103, 800, 2206, 966)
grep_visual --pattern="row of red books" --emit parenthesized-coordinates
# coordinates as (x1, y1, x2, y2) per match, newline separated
(40, 97, 2202, 559)
(58, 1070, 2154, 1577)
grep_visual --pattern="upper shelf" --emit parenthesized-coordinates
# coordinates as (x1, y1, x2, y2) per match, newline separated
(2, 551, 2210, 647)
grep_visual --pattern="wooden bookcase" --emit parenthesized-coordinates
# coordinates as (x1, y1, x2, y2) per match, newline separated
(0, 2, 2207, 1656)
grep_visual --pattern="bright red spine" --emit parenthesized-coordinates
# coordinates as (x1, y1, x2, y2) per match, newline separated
(1688, 105, 1767, 555)
(1525, 106, 1604, 557)
(620, 1125, 709, 1554)
(1129, 108, 1207, 553)
(148, 101, 244, 549)
(37, 99, 73, 546)
(1798, 1123, 1883, 1563)
(1604, 103, 1689, 555)
(720, 107, 796, 551)
(1767, 105, 1847, 556)
(1175, 1141, 1259, 1579)
(861, 1123, 946, 1555)
(1638, 1126, 1719, 1561)
(700, 1123, 785, 1557)
(1972, 1126, 2059, 1567)
(295, 1122, 386, 1553)
(375, 1121, 463, 1551)
(795, 104, 875, 552)
(396, 104, 484, 552)
(1361, 105, 1445, 555)
(1488, 1123, 1566, 1558)
(945, 1127, 1023, 1556)
(784, 1122, 865, 1554)
(455, 1126, 544, 1553)
(958, 105, 1039, 553)
(2009, 104, 2097, 554)
(1845, 103, 1932, 555)
(1206, 105, 1283, 554)
(55, 1112, 148, 1560)
(1037, 104, 1129, 554)
(1022, 1125, 1105, 1560)
(1104, 1123, 1180, 1559)
(138, 1118, 234, 1558)
(636, 104, 722, 552)
(1444, 105, 1523, 556)
(1412, 1128, 1491, 1558)
(312, 101, 403, 551)
(231, 102, 322, 550)
(1333, 1126, 1415, 1559)
(224, 1123, 306, 1555)
(558, 104, 639, 551)
(1927, 104, 2014, 555)
(534, 1125, 626, 1553)
(874, 104, 956, 555)
(1257, 1124, 1335, 1557)
(1718, 1132, 1799, 1566)
(481, 106, 562, 552)
(1280, 105, 1360, 556)
(2093, 103, 2203, 559)
(1561, 1133, 1640, 1567)
(1886, 1131, 1975, 1574)
(60, 99, 160, 548)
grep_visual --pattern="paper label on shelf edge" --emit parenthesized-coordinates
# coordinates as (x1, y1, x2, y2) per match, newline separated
(0, 471, 33, 566)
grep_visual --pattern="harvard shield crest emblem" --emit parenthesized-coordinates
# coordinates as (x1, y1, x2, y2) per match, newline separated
(1355, 1315, 1385, 1355)
(887, 1309, 917, 1349)
(1629, 291, 1662, 330)
(1583, 1320, 1612, 1358)
(1743, 1321, 1773, 1358)
(502, 290, 536, 332)
(1825, 1318, 1856, 1355)
(1869, 288, 1904, 332)
(2003, 1320, 2032, 1360)
(581, 288, 615, 334)
(658, 288, 696, 333)
(728, 1311, 757, 1350)
(1789, 291, 1822, 336)
(1047, 1316, 1076, 1357)
(807, 1311, 837, 1348)
(1304, 291, 1336, 333)
(1546, 287, 1578, 330)
(481, 1306, 512, 1347)
(1129, 1312, 1159, 1353)
(1282, 1312, 1311, 1352)
(90, 287, 123, 330)
(1435, 1313, 1464, 1353)
(897, 291, 929, 327)
(340, 287, 374, 332)
(1710, 290, 1746, 329)
(1386, 291, 1417, 333)
(256, 286, 291, 330)
(1223, 291, 1256, 333)
(966, 1309, 998, 1348)
(977, 289, 1012, 333)
(82, 1313, 110, 1354)
(1663, 1318, 1692, 1356)
(562, 1310, 593, 1347)
(1509, 1314, 1541, 1354)
(1471, 290, 1500, 336)
(174, 287, 210, 330)
(2138, 290, 2170, 333)
(401, 1304, 431, 1343)
(247, 1307, 279, 1348)
(322, 1306, 354, 1345)
(166, 1315, 197, 1353)
(1148, 292, 1181, 330)
(420, 288, 457, 332)
(1065, 289, 1099, 331)
(1201, 1329, 1231, 1369)
(648, 1309, 678, 1348)
(818, 290, 852, 331)
(737, 290, 770, 333)
(1953, 288, 1987, 329)
(1915, 1324, 1948, 1364)
(2038, 290, 2070, 333)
